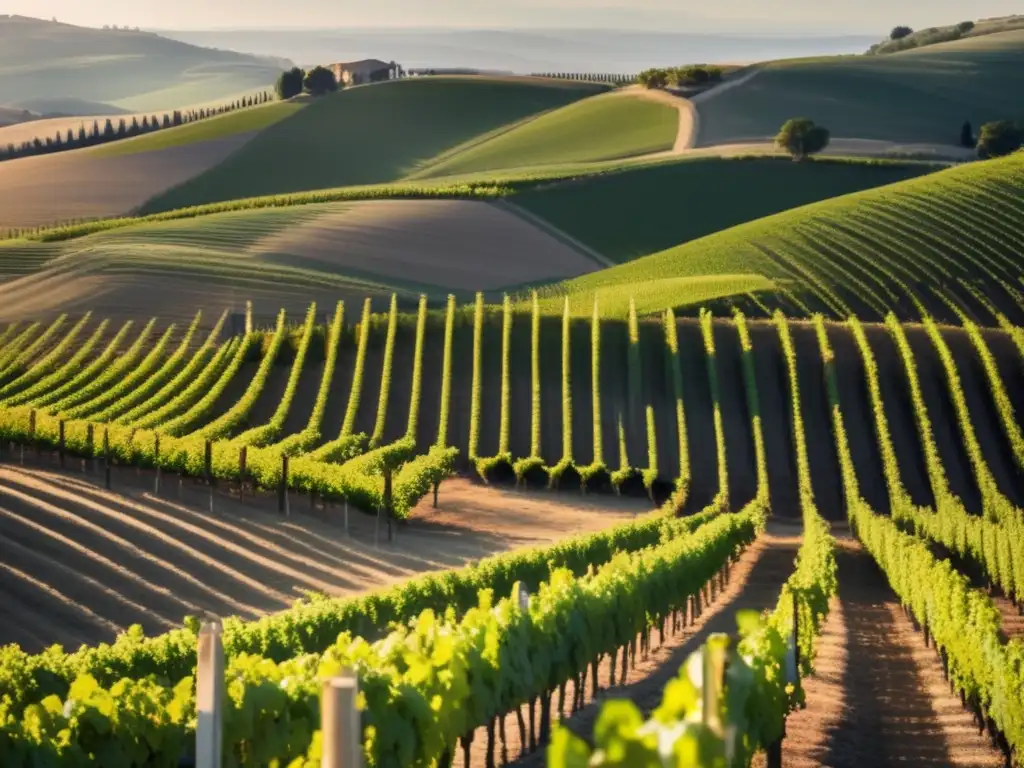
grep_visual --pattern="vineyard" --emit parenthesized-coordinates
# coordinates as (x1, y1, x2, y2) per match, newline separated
(0, 289, 1021, 766)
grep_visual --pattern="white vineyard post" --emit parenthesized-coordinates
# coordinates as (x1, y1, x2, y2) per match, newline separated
(322, 672, 362, 768)
(196, 618, 224, 768)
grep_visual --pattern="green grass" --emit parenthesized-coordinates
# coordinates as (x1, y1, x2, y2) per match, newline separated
(142, 77, 609, 213)
(411, 91, 677, 178)
(551, 151, 1024, 323)
(91, 103, 305, 157)
(698, 30, 1024, 146)
(515, 156, 938, 263)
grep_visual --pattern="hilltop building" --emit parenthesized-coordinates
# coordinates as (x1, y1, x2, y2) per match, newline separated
(329, 59, 401, 86)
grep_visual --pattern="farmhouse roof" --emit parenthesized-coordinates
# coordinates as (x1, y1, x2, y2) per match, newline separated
(333, 58, 391, 70)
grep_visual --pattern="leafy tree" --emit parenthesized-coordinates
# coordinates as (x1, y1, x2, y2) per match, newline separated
(303, 65, 339, 96)
(956, 20, 975, 34)
(890, 25, 914, 40)
(637, 68, 668, 89)
(775, 118, 831, 160)
(976, 120, 1024, 159)
(276, 67, 305, 99)
(960, 121, 975, 148)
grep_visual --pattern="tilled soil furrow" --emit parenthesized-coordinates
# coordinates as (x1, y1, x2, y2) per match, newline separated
(0, 503, 199, 621)
(715, 321, 757, 507)
(904, 327, 983, 513)
(280, 361, 324, 438)
(415, 317, 447, 452)
(0, 468, 285, 613)
(863, 326, 935, 507)
(780, 533, 1005, 768)
(828, 326, 891, 514)
(677, 320, 717, 512)
(316, 339, 356, 446)
(466, 520, 803, 767)
(943, 329, 1024, 506)
(749, 323, 800, 517)
(791, 324, 844, 520)
(382, 323, 416, 445)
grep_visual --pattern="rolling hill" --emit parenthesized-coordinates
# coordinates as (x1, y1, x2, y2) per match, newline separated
(0, 15, 288, 112)
(410, 89, 680, 178)
(695, 29, 1024, 147)
(139, 77, 610, 212)
(550, 151, 1024, 321)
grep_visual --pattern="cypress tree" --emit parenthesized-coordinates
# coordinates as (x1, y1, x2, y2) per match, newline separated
(115, 119, 126, 136)
(78, 125, 87, 143)
(66, 128, 74, 144)
(141, 115, 150, 130)
(129, 116, 140, 135)
(92, 120, 102, 138)
(163, 114, 171, 128)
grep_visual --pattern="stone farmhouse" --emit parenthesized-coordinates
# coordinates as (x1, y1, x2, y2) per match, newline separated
(329, 59, 401, 86)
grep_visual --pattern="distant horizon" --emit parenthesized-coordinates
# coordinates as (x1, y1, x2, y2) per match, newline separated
(6, 1, 1023, 36)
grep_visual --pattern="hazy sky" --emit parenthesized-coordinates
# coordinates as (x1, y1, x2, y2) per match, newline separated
(8, 0, 1021, 32)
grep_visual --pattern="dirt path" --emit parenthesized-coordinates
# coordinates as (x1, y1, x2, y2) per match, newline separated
(624, 86, 697, 152)
(464, 518, 802, 767)
(863, 325, 935, 508)
(0, 461, 648, 651)
(778, 530, 1005, 768)
(828, 327, 891, 514)
(943, 328, 1024, 506)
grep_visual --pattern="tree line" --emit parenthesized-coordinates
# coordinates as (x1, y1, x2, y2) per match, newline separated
(637, 65, 724, 89)
(530, 73, 636, 85)
(868, 21, 977, 54)
(0, 91, 273, 164)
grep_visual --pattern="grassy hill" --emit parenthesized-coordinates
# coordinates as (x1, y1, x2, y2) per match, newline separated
(549, 151, 1024, 321)
(0, 15, 286, 112)
(411, 90, 678, 178)
(514, 156, 937, 263)
(696, 30, 1024, 146)
(140, 77, 609, 213)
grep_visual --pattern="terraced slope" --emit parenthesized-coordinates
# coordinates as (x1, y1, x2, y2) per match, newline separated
(515, 156, 937, 263)
(695, 30, 1024, 147)
(553, 151, 1024, 322)
(142, 77, 609, 212)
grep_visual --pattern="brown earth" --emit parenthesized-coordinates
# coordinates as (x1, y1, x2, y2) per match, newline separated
(0, 462, 647, 651)
(412, 314, 448, 451)
(476, 312, 505, 460)
(252, 200, 602, 292)
(0, 267, 390, 329)
(943, 328, 1024, 506)
(775, 530, 1006, 768)
(570, 318, 596, 467)
(862, 325, 935, 507)
(469, 519, 802, 767)
(714, 319, 758, 507)
(748, 322, 800, 517)
(507, 315, 534, 462)
(0, 135, 256, 229)
(538, 315, 565, 468)
(676, 319, 717, 512)
(827, 325, 891, 514)
(315, 330, 359, 445)
(640, 318, 679, 484)
(279, 361, 324, 438)
(903, 326, 983, 513)
(791, 323, 844, 520)
(379, 322, 417, 445)
(350, 327, 388, 438)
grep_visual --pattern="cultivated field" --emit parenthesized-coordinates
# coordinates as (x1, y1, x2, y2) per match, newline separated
(556, 150, 1024, 322)
(142, 77, 610, 212)
(0, 199, 602, 320)
(1, 20, 1023, 768)
(695, 30, 1024, 146)
(0, 133, 257, 229)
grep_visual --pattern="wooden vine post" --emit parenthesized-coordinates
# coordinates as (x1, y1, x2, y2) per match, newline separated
(205, 439, 214, 513)
(196, 618, 224, 768)
(321, 672, 362, 768)
(58, 420, 65, 469)
(103, 427, 111, 490)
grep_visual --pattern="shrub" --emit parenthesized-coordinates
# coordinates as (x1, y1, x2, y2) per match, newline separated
(303, 65, 339, 96)
(890, 25, 914, 40)
(276, 67, 304, 100)
(976, 120, 1024, 159)
(775, 118, 831, 161)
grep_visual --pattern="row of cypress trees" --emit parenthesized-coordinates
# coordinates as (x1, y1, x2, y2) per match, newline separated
(0, 90, 273, 163)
